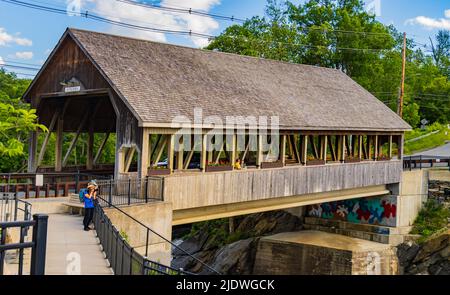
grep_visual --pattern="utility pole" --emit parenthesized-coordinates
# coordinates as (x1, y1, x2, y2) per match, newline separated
(398, 32, 407, 118)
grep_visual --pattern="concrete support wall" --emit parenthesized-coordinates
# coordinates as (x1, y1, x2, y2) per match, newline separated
(104, 202, 172, 265)
(253, 231, 399, 275)
(397, 170, 429, 227)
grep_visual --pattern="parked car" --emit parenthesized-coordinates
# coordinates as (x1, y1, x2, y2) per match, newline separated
(156, 153, 201, 169)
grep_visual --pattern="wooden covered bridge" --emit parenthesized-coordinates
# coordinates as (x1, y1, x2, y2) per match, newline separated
(23, 28, 411, 224)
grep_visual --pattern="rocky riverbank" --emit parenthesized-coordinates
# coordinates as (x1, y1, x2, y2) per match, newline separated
(397, 229, 450, 275)
(172, 211, 303, 274)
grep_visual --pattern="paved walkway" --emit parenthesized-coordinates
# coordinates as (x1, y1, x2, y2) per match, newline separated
(44, 214, 113, 275)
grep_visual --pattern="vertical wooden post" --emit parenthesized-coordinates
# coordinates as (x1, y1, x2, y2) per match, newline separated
(374, 135, 379, 161)
(341, 135, 346, 162)
(257, 133, 263, 169)
(388, 135, 393, 159)
(86, 129, 94, 170)
(281, 134, 286, 166)
(117, 148, 125, 173)
(168, 134, 175, 173)
(231, 134, 237, 169)
(177, 136, 184, 171)
(140, 129, 150, 179)
(358, 135, 363, 160)
(301, 135, 308, 165)
(28, 131, 38, 172)
(318, 136, 323, 160)
(55, 117, 63, 172)
(397, 135, 404, 160)
(336, 136, 342, 162)
(366, 136, 372, 161)
(201, 133, 207, 172)
(207, 135, 213, 164)
(322, 135, 328, 163)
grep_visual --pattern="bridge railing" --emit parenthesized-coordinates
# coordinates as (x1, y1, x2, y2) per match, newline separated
(0, 193, 48, 275)
(93, 196, 203, 275)
(403, 156, 450, 171)
(96, 176, 164, 207)
(0, 192, 32, 223)
(0, 171, 112, 198)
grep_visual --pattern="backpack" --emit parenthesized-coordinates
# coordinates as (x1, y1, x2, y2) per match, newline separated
(79, 188, 88, 203)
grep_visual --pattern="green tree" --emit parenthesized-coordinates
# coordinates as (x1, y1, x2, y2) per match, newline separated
(430, 30, 450, 77)
(0, 70, 47, 172)
(207, 0, 449, 127)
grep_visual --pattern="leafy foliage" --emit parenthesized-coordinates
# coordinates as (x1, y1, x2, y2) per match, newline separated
(0, 70, 47, 172)
(411, 200, 450, 243)
(207, 0, 450, 128)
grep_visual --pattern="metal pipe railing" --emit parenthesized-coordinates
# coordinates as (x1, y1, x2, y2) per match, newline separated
(94, 193, 219, 275)
(0, 214, 48, 275)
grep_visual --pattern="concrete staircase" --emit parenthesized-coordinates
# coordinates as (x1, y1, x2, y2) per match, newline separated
(303, 217, 412, 245)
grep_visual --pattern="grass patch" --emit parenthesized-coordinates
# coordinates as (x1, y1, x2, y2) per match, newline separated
(404, 123, 450, 155)
(411, 200, 450, 243)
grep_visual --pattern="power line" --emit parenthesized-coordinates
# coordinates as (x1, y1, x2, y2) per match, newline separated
(1, 0, 397, 53)
(416, 93, 450, 98)
(5, 71, 36, 77)
(28, 0, 197, 31)
(2, 59, 42, 67)
(0, 63, 40, 71)
(414, 96, 450, 102)
(1, 0, 213, 38)
(114, 0, 246, 23)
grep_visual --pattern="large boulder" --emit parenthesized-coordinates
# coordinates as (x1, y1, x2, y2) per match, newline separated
(397, 229, 450, 275)
(171, 210, 303, 274)
(200, 238, 259, 275)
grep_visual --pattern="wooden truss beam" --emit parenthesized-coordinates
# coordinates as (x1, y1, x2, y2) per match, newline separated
(62, 111, 90, 167)
(36, 110, 59, 167)
(124, 147, 136, 173)
(93, 132, 110, 165)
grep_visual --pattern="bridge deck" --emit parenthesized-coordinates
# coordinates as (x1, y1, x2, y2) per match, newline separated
(44, 214, 112, 275)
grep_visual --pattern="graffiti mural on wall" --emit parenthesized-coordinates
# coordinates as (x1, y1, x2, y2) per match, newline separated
(307, 196, 397, 227)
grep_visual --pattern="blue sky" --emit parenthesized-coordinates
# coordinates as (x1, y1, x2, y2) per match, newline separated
(0, 0, 449, 78)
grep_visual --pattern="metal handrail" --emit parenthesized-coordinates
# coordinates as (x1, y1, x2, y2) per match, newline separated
(0, 214, 48, 275)
(93, 204, 194, 275)
(96, 195, 220, 275)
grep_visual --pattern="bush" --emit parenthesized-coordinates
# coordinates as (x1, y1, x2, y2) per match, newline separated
(411, 200, 450, 243)
(184, 218, 252, 248)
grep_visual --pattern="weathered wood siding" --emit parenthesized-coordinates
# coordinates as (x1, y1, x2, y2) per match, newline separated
(112, 92, 141, 149)
(28, 36, 109, 107)
(163, 161, 402, 210)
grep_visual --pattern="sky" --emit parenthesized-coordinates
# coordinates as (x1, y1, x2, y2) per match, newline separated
(0, 0, 449, 78)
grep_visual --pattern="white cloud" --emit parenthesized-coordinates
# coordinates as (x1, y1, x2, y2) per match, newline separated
(80, 0, 220, 47)
(406, 9, 450, 30)
(13, 51, 34, 60)
(0, 28, 32, 46)
(0, 56, 4, 66)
